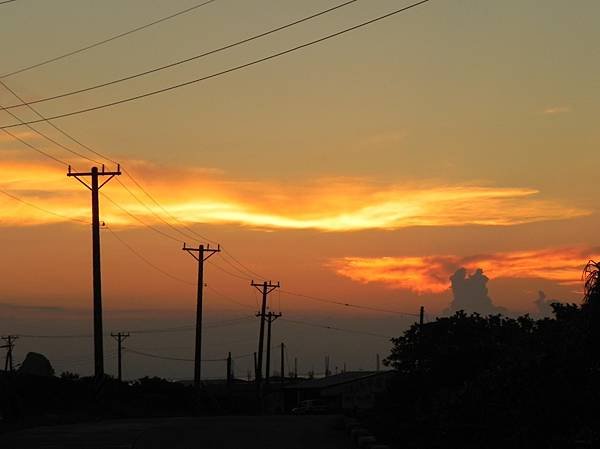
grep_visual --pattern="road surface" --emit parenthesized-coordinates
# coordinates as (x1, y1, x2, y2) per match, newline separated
(1, 415, 348, 449)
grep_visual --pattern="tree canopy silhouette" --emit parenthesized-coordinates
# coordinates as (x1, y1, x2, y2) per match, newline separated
(375, 262, 600, 449)
(583, 260, 600, 307)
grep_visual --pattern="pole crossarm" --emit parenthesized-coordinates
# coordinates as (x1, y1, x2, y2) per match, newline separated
(182, 243, 220, 262)
(257, 311, 282, 321)
(251, 280, 280, 295)
(67, 164, 122, 190)
(110, 332, 130, 341)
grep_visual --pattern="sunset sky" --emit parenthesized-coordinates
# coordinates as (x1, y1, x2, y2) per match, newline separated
(1, 0, 599, 379)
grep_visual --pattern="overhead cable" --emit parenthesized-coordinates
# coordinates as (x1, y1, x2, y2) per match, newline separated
(0, 0, 433, 128)
(0, 0, 219, 78)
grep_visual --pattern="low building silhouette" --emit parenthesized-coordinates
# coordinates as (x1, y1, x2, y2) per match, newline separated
(18, 352, 54, 377)
(284, 371, 394, 412)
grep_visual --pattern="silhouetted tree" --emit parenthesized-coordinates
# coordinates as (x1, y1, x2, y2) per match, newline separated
(583, 260, 600, 307)
(378, 264, 600, 449)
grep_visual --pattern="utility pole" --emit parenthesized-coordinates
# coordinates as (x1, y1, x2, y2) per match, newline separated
(376, 353, 380, 372)
(110, 332, 129, 382)
(1, 336, 18, 372)
(280, 343, 285, 385)
(250, 280, 280, 383)
(260, 311, 281, 384)
(294, 357, 298, 378)
(418, 305, 425, 368)
(182, 243, 220, 389)
(68, 164, 120, 382)
(226, 352, 233, 385)
(325, 355, 330, 377)
(253, 352, 258, 381)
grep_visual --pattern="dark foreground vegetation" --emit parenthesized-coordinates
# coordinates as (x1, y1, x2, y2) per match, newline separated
(0, 375, 200, 432)
(370, 261, 600, 449)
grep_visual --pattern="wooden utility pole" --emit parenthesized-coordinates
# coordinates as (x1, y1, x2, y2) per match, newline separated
(110, 332, 129, 382)
(294, 357, 298, 378)
(226, 352, 233, 385)
(280, 343, 285, 385)
(250, 280, 280, 384)
(68, 164, 120, 382)
(253, 352, 258, 381)
(418, 305, 425, 368)
(1, 335, 18, 372)
(261, 311, 281, 384)
(182, 243, 220, 388)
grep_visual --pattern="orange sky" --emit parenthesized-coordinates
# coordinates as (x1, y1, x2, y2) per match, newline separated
(1, 0, 599, 379)
(330, 247, 600, 294)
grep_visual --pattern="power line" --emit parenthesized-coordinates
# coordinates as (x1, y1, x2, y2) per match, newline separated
(1, 173, 195, 292)
(0, 0, 219, 78)
(281, 318, 393, 339)
(0, 136, 259, 292)
(18, 333, 93, 339)
(1, 88, 225, 282)
(205, 284, 255, 310)
(100, 191, 183, 243)
(0, 187, 88, 224)
(0, 83, 104, 164)
(129, 316, 255, 334)
(217, 253, 262, 280)
(17, 317, 255, 339)
(2, 0, 361, 108)
(0, 0, 430, 332)
(2, 121, 419, 322)
(0, 124, 195, 250)
(3, 39, 218, 258)
(0, 0, 18, 6)
(0, 0, 433, 128)
(208, 258, 254, 282)
(122, 169, 215, 243)
(0, 80, 113, 166)
(280, 289, 420, 317)
(3, 51, 259, 284)
(115, 177, 200, 244)
(105, 225, 195, 286)
(104, 221, 258, 301)
(220, 248, 266, 281)
(124, 347, 226, 363)
(120, 168, 265, 281)
(0, 127, 67, 166)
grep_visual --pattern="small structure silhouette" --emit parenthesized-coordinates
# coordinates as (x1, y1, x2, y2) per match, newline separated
(18, 352, 54, 377)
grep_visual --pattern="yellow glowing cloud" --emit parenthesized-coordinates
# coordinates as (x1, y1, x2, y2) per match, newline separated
(330, 247, 600, 294)
(0, 160, 589, 231)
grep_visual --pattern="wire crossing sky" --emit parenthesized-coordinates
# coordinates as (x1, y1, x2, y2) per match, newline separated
(0, 0, 220, 78)
(0, 0, 432, 128)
